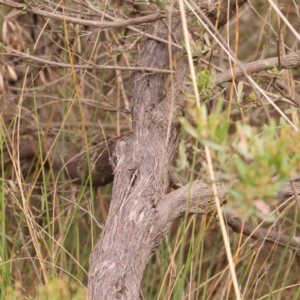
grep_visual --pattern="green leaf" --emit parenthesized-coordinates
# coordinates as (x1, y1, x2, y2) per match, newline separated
(199, 139, 226, 151)
(234, 156, 248, 182)
(237, 82, 244, 103)
(180, 118, 199, 138)
(284, 107, 299, 114)
(183, 90, 195, 99)
(74, 24, 80, 35)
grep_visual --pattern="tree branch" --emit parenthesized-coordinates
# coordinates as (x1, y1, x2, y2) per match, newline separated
(4, 130, 300, 254)
(2, 47, 174, 74)
(159, 177, 300, 252)
(0, 0, 165, 29)
(4, 0, 298, 298)
(216, 52, 300, 85)
(225, 212, 300, 251)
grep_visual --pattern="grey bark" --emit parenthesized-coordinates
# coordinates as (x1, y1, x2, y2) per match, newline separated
(215, 52, 300, 86)
(88, 1, 249, 299)
(2, 0, 298, 298)
(88, 18, 184, 299)
(0, 0, 300, 299)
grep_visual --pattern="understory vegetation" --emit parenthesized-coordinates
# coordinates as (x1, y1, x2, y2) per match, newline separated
(0, 0, 300, 299)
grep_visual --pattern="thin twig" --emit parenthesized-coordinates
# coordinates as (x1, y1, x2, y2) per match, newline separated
(2, 47, 175, 74)
(0, 0, 165, 29)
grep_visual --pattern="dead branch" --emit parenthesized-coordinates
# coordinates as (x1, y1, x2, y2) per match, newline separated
(216, 52, 300, 85)
(2, 47, 174, 74)
(225, 212, 300, 251)
(160, 175, 300, 252)
(3, 130, 300, 255)
(2, 132, 299, 206)
(0, 0, 165, 30)
(2, 0, 299, 298)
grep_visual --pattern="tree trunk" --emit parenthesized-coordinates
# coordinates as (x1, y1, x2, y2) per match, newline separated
(88, 1, 248, 299)
(88, 18, 184, 299)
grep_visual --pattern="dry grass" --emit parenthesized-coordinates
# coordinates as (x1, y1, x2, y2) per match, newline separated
(0, 0, 300, 299)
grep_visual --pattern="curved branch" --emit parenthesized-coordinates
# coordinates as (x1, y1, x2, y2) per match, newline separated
(225, 213, 300, 251)
(4, 130, 300, 253)
(216, 52, 300, 85)
(0, 0, 165, 29)
(159, 177, 300, 252)
(4, 0, 295, 298)
(3, 132, 299, 207)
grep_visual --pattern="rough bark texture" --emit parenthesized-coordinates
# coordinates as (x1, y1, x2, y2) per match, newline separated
(2, 0, 299, 299)
(88, 1, 249, 299)
(88, 18, 184, 299)
(215, 52, 300, 86)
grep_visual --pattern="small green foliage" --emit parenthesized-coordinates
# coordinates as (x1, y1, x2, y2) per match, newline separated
(195, 67, 217, 100)
(197, 69, 210, 90)
(4, 277, 86, 300)
(226, 121, 300, 220)
(190, 32, 212, 58)
(23, 48, 35, 64)
(237, 82, 244, 103)
(25, 48, 35, 56)
(177, 141, 189, 170)
(155, 0, 167, 10)
(265, 62, 284, 77)
(180, 103, 300, 220)
(285, 107, 300, 115)
(117, 31, 125, 38)
(246, 91, 258, 106)
(74, 24, 80, 36)
(17, 3, 27, 9)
